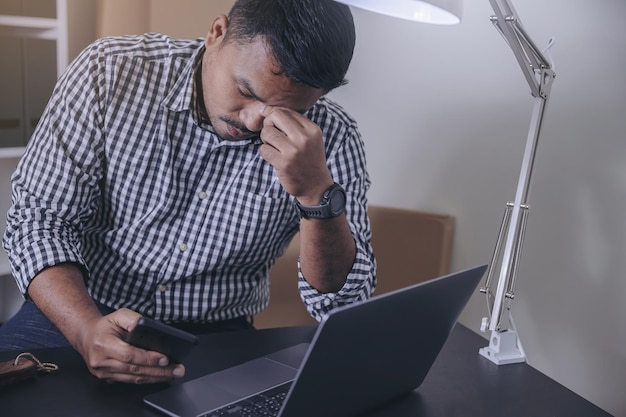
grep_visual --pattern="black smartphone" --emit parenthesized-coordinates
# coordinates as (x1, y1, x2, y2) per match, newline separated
(124, 317, 199, 363)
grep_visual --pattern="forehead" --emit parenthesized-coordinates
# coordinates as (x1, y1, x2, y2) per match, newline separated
(219, 37, 322, 111)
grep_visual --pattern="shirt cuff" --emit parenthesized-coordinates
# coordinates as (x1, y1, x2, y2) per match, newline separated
(7, 235, 88, 297)
(297, 243, 376, 321)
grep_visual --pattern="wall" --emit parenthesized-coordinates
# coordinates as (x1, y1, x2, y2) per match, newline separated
(328, 1, 625, 415)
(97, 0, 234, 38)
(67, 0, 98, 59)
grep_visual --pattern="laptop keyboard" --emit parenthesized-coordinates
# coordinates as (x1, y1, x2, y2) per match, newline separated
(200, 381, 292, 417)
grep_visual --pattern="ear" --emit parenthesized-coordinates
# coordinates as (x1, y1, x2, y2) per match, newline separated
(204, 14, 229, 48)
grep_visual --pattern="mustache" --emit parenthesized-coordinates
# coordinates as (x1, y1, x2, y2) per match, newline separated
(220, 116, 258, 137)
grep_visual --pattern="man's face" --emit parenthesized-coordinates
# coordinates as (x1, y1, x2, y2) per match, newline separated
(201, 16, 323, 141)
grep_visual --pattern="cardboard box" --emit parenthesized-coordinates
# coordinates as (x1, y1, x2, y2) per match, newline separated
(254, 206, 455, 329)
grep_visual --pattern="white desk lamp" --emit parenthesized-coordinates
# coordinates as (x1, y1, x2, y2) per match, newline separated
(335, 0, 556, 365)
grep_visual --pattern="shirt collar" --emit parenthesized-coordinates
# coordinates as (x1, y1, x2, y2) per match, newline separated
(162, 42, 263, 146)
(162, 42, 208, 127)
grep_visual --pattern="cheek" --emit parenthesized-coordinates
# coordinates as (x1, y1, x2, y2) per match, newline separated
(205, 90, 239, 120)
(213, 85, 245, 113)
(204, 68, 235, 109)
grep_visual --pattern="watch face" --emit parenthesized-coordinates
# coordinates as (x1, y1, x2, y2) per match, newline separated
(296, 183, 346, 219)
(329, 188, 346, 215)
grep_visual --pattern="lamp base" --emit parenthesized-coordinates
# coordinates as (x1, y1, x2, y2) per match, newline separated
(479, 329, 526, 365)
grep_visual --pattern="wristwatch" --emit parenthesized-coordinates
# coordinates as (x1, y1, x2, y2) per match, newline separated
(296, 182, 347, 219)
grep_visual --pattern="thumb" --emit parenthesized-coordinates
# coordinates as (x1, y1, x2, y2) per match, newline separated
(108, 308, 142, 332)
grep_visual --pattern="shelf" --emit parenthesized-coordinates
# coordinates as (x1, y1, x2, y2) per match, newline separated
(0, 15, 60, 40)
(0, 0, 67, 76)
(0, 147, 25, 159)
(0, 15, 59, 29)
(0, 0, 68, 149)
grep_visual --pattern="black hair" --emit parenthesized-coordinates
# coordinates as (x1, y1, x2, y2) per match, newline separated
(224, 0, 355, 92)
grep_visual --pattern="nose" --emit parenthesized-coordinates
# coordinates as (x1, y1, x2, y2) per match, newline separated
(239, 102, 265, 133)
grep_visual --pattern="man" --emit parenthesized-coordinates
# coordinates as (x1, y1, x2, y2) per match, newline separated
(0, 0, 375, 384)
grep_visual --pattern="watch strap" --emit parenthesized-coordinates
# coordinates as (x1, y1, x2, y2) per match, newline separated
(296, 182, 346, 219)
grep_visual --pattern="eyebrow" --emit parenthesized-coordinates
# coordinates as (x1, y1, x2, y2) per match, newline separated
(237, 77, 264, 102)
(236, 77, 310, 115)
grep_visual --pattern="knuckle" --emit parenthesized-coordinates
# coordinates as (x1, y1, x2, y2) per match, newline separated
(89, 367, 104, 379)
(86, 354, 104, 371)
(128, 364, 143, 375)
(120, 348, 136, 363)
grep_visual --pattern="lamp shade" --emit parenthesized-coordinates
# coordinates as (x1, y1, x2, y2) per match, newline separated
(334, 0, 462, 25)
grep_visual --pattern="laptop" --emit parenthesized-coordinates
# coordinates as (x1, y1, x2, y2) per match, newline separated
(144, 264, 487, 417)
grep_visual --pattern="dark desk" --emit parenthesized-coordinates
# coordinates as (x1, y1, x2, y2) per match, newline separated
(0, 324, 611, 417)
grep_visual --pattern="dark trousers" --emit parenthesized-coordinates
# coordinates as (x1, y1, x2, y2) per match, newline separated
(0, 300, 253, 352)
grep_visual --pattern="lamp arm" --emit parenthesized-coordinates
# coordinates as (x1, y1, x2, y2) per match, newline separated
(478, 0, 557, 364)
(489, 0, 555, 98)
(483, 95, 548, 333)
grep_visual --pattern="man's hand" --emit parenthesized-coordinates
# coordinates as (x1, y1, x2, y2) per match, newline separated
(28, 265, 185, 384)
(77, 308, 185, 384)
(258, 105, 333, 204)
(258, 105, 355, 294)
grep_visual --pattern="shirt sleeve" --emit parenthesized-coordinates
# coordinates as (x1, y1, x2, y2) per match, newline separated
(296, 113, 377, 321)
(2, 41, 106, 296)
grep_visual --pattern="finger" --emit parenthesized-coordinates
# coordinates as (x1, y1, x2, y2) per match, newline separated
(259, 110, 311, 155)
(103, 312, 172, 367)
(260, 105, 308, 134)
(121, 361, 185, 384)
(106, 310, 173, 367)
(258, 140, 282, 166)
(91, 346, 185, 383)
(123, 343, 171, 367)
(109, 308, 143, 332)
(91, 333, 168, 370)
(100, 362, 185, 384)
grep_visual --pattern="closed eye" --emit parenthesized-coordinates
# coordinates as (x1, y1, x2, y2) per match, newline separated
(236, 77, 263, 102)
(238, 87, 255, 100)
